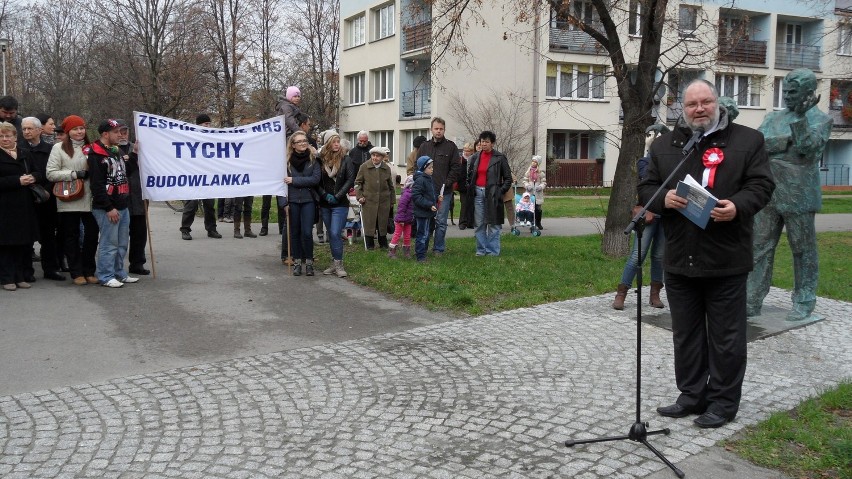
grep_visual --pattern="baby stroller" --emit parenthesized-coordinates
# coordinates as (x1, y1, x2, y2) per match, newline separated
(344, 188, 364, 246)
(511, 187, 541, 237)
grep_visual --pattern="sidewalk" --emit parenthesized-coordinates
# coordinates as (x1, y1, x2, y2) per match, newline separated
(0, 203, 849, 478)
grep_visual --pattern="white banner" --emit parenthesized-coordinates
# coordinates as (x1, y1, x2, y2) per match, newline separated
(135, 112, 287, 201)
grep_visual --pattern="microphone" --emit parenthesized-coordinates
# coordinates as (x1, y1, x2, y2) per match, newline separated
(681, 127, 704, 154)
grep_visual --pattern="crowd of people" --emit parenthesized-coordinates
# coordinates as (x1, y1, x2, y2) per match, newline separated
(0, 95, 149, 290)
(0, 86, 551, 290)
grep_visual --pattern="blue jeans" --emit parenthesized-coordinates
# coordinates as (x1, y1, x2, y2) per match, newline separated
(619, 219, 665, 285)
(432, 192, 452, 252)
(321, 206, 348, 260)
(289, 202, 315, 261)
(474, 186, 502, 256)
(92, 208, 130, 282)
(414, 217, 432, 261)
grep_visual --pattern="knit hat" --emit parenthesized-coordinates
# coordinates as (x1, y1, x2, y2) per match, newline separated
(369, 146, 390, 156)
(522, 192, 531, 199)
(320, 129, 339, 146)
(403, 175, 414, 188)
(416, 155, 433, 172)
(532, 155, 542, 164)
(196, 113, 212, 124)
(61, 115, 85, 133)
(413, 135, 427, 149)
(286, 86, 301, 101)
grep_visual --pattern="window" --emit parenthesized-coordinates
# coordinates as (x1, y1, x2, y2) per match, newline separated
(545, 63, 606, 100)
(668, 70, 703, 102)
(345, 132, 358, 146)
(373, 3, 395, 40)
(785, 23, 803, 45)
(719, 16, 749, 40)
(550, 1, 597, 29)
(716, 74, 761, 107)
(372, 66, 394, 101)
(402, 129, 428, 166)
(346, 73, 365, 105)
(773, 77, 787, 109)
(628, 0, 643, 36)
(840, 23, 852, 55)
(678, 4, 700, 38)
(347, 14, 366, 48)
(374, 131, 394, 162)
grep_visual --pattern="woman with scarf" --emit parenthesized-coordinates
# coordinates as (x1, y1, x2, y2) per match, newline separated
(46, 115, 99, 286)
(284, 131, 321, 276)
(315, 131, 356, 278)
(522, 155, 547, 230)
(0, 122, 40, 291)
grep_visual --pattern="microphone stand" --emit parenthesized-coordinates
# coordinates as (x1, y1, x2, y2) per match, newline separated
(565, 131, 704, 479)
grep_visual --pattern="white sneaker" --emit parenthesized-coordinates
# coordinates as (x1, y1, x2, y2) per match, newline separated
(119, 276, 139, 283)
(102, 278, 124, 288)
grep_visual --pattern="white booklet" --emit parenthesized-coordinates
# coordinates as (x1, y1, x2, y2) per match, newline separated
(675, 174, 719, 229)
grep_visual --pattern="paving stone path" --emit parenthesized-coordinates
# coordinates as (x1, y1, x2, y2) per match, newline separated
(1, 287, 849, 478)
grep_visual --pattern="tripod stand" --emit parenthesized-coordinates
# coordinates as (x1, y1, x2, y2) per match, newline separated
(564, 130, 704, 479)
(564, 217, 683, 478)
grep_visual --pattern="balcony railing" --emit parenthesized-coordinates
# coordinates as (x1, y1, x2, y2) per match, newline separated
(718, 37, 767, 65)
(775, 43, 821, 70)
(402, 21, 431, 53)
(549, 21, 604, 54)
(401, 88, 431, 119)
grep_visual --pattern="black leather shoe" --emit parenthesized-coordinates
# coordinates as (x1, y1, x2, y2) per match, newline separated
(259, 226, 268, 236)
(693, 412, 730, 428)
(207, 230, 222, 239)
(24, 275, 37, 283)
(44, 271, 66, 281)
(656, 403, 700, 418)
(129, 266, 151, 275)
(181, 231, 192, 240)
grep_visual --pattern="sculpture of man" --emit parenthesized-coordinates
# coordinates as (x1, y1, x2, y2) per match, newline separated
(747, 68, 832, 321)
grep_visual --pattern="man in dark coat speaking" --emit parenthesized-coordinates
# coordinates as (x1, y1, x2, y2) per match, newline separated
(638, 79, 775, 428)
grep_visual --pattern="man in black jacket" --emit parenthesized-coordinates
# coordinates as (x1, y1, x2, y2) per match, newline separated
(417, 117, 461, 255)
(639, 80, 774, 428)
(22, 117, 64, 281)
(88, 119, 139, 288)
(349, 131, 372, 170)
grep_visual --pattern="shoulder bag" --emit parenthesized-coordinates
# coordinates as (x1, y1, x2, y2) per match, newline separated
(53, 179, 85, 202)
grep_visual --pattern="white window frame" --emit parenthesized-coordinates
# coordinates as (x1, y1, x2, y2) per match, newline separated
(545, 63, 606, 100)
(373, 3, 395, 40)
(347, 14, 366, 48)
(374, 131, 394, 163)
(402, 129, 428, 166)
(773, 77, 787, 110)
(839, 23, 852, 55)
(628, 0, 643, 36)
(717, 74, 761, 107)
(678, 4, 700, 38)
(785, 23, 803, 45)
(347, 72, 365, 105)
(372, 66, 394, 102)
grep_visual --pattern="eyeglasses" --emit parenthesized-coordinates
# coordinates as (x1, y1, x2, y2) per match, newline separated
(0, 134, 15, 139)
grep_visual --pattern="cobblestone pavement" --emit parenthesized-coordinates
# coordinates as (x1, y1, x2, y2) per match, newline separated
(1, 287, 849, 478)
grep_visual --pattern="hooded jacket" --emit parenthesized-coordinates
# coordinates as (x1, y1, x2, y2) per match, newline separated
(87, 140, 129, 211)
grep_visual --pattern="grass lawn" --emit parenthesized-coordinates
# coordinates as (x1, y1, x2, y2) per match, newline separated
(315, 231, 852, 316)
(723, 381, 851, 479)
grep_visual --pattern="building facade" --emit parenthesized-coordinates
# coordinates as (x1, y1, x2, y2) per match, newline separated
(339, 0, 852, 187)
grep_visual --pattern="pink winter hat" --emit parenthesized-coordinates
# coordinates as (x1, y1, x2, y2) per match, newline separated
(286, 86, 301, 101)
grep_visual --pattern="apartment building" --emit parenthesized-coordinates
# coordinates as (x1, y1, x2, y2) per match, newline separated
(339, 0, 852, 186)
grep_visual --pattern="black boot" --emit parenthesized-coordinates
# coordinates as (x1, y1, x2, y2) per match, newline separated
(377, 235, 389, 250)
(364, 235, 376, 250)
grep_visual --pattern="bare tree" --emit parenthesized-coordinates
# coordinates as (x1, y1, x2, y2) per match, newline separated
(428, 0, 722, 255)
(204, 0, 248, 126)
(447, 88, 533, 178)
(286, 0, 340, 129)
(243, 0, 283, 118)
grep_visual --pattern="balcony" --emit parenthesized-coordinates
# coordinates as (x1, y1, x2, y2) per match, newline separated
(775, 43, 821, 70)
(401, 88, 431, 119)
(403, 21, 430, 53)
(549, 21, 604, 55)
(717, 37, 767, 65)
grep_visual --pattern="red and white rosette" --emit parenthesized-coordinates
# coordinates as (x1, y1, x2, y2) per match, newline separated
(702, 148, 724, 188)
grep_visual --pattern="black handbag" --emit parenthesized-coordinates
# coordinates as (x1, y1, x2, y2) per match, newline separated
(30, 184, 50, 203)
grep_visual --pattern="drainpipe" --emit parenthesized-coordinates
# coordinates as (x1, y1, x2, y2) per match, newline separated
(531, 0, 541, 156)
